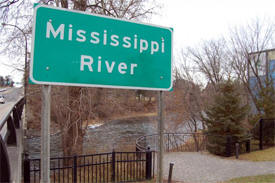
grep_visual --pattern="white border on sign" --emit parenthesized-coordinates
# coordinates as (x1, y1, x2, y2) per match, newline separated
(30, 4, 173, 91)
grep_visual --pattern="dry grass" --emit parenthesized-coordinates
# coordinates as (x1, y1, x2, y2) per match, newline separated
(142, 174, 275, 183)
(169, 132, 206, 152)
(228, 147, 275, 161)
(222, 174, 275, 183)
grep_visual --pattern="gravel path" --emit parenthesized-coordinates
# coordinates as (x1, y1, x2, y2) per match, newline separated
(162, 152, 275, 183)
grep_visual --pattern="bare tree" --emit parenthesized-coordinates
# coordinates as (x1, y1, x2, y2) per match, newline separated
(0, 0, 20, 21)
(228, 18, 275, 115)
(187, 38, 232, 91)
(178, 39, 231, 132)
(174, 50, 206, 132)
(0, 0, 19, 8)
(0, 0, 32, 77)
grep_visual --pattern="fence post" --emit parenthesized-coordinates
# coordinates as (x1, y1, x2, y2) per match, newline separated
(136, 145, 141, 160)
(111, 150, 116, 182)
(23, 153, 30, 183)
(273, 120, 275, 146)
(136, 145, 140, 152)
(146, 146, 152, 180)
(226, 136, 232, 157)
(194, 134, 199, 152)
(168, 163, 174, 183)
(73, 156, 77, 183)
(235, 143, 239, 159)
(259, 119, 263, 150)
(246, 140, 250, 153)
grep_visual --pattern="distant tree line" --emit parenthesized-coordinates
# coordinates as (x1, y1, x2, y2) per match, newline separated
(0, 75, 14, 87)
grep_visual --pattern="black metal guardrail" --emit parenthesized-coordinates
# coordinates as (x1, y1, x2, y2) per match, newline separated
(136, 133, 250, 157)
(136, 119, 275, 156)
(0, 97, 25, 183)
(251, 118, 275, 150)
(136, 132, 207, 152)
(24, 150, 155, 183)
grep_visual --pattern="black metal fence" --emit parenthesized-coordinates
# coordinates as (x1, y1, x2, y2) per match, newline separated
(136, 118, 275, 157)
(207, 119, 275, 157)
(252, 118, 275, 150)
(136, 133, 207, 152)
(24, 150, 155, 183)
(136, 133, 252, 157)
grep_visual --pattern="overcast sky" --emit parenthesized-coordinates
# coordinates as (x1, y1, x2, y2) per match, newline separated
(151, 0, 275, 49)
(1, 0, 275, 82)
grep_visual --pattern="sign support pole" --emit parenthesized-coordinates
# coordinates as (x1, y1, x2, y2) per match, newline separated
(41, 85, 51, 183)
(157, 91, 164, 183)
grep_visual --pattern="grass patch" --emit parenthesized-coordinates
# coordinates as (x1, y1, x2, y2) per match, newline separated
(235, 147, 275, 161)
(224, 174, 275, 183)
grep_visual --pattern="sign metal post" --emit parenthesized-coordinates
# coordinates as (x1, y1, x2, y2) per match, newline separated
(41, 85, 51, 183)
(157, 91, 164, 183)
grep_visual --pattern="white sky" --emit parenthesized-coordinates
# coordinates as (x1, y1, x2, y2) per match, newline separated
(1, 0, 275, 82)
(151, 0, 275, 49)
(0, 55, 23, 82)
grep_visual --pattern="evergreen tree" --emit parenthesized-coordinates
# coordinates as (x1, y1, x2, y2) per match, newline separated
(203, 80, 249, 156)
(256, 79, 275, 119)
(254, 79, 275, 145)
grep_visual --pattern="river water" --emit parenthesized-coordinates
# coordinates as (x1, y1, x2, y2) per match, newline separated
(25, 114, 202, 158)
(25, 116, 157, 158)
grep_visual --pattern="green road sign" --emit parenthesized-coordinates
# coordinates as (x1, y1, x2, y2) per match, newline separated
(30, 5, 173, 91)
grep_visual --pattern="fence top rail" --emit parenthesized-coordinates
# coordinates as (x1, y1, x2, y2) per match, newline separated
(0, 96, 24, 131)
(253, 118, 275, 129)
(136, 132, 205, 141)
(135, 132, 206, 151)
(28, 150, 154, 161)
(78, 152, 112, 158)
(114, 151, 154, 153)
(135, 132, 253, 151)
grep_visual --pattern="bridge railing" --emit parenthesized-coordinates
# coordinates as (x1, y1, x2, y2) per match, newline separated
(0, 97, 25, 182)
(136, 132, 207, 152)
